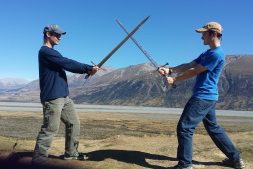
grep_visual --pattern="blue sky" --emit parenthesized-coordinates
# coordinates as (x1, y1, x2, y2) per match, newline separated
(0, 0, 252, 81)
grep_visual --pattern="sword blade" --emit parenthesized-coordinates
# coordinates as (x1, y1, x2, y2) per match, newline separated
(116, 19, 176, 89)
(115, 19, 159, 68)
(97, 16, 150, 67)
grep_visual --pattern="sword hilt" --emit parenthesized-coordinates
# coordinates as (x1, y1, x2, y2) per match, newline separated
(158, 62, 176, 88)
(91, 61, 106, 71)
(85, 74, 90, 79)
(84, 61, 95, 79)
(84, 61, 97, 79)
(161, 62, 169, 68)
(162, 74, 176, 89)
(84, 61, 105, 79)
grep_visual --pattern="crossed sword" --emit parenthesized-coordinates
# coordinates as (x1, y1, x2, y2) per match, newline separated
(85, 16, 174, 88)
(85, 16, 149, 78)
(115, 19, 175, 89)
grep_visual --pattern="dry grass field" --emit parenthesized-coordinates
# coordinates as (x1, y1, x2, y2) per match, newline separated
(0, 111, 253, 169)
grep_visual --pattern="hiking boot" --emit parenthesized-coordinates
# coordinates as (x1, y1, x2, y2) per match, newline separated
(64, 152, 89, 160)
(222, 158, 245, 169)
(172, 164, 193, 169)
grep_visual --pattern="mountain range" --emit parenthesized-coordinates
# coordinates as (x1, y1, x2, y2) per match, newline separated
(0, 78, 29, 93)
(0, 55, 252, 110)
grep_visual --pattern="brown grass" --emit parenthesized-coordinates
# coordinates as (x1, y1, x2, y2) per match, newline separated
(0, 111, 253, 169)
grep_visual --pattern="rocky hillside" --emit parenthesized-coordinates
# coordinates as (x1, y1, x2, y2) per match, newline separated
(0, 55, 252, 110)
(218, 55, 253, 110)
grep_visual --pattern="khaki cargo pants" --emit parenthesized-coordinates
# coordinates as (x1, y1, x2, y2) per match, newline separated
(33, 97, 80, 160)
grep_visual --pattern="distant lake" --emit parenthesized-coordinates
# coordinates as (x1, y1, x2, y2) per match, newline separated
(0, 101, 252, 117)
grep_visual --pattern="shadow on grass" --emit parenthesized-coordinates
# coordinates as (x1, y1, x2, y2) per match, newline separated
(0, 151, 87, 169)
(87, 149, 175, 169)
(86, 149, 225, 169)
(0, 150, 226, 169)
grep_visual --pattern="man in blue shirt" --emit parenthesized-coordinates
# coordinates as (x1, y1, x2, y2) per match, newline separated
(159, 22, 244, 169)
(33, 24, 99, 162)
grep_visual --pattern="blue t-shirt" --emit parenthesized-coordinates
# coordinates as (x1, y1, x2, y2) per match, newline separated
(39, 46, 93, 102)
(192, 47, 225, 101)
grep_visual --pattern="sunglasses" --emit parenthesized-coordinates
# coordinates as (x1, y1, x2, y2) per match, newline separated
(50, 32, 61, 39)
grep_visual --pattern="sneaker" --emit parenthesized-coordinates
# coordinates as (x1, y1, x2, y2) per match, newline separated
(64, 152, 89, 160)
(222, 158, 245, 169)
(172, 164, 193, 169)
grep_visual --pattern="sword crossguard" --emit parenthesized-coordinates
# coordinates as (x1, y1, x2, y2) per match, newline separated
(157, 62, 171, 75)
(91, 61, 106, 71)
(91, 61, 97, 66)
(161, 62, 169, 67)
(84, 60, 106, 79)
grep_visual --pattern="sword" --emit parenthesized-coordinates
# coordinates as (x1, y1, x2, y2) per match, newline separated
(116, 19, 160, 69)
(85, 16, 150, 79)
(115, 19, 176, 88)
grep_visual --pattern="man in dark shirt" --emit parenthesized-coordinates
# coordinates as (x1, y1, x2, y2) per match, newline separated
(33, 24, 99, 162)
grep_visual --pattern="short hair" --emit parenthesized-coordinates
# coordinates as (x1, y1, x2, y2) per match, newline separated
(43, 32, 47, 40)
(208, 30, 222, 39)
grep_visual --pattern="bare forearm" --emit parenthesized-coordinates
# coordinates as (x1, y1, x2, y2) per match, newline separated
(158, 61, 206, 85)
(171, 61, 197, 74)
(174, 64, 207, 82)
(174, 68, 197, 81)
(172, 64, 190, 73)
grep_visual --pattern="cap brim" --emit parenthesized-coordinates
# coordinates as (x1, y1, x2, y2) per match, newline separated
(195, 28, 208, 33)
(55, 31, 66, 35)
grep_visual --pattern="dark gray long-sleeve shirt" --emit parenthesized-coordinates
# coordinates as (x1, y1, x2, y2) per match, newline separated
(38, 46, 93, 102)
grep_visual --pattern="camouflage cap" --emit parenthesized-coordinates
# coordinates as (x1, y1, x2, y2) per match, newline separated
(43, 24, 66, 35)
(195, 22, 223, 34)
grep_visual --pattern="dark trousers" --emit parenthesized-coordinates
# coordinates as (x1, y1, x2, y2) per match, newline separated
(177, 97, 240, 167)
